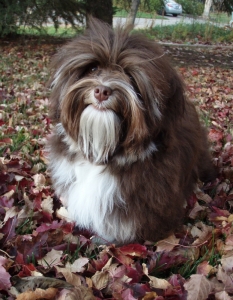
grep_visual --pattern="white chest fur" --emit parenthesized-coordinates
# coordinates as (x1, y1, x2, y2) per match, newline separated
(52, 157, 136, 243)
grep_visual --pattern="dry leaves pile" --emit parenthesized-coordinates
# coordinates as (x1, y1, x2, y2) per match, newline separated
(0, 39, 233, 300)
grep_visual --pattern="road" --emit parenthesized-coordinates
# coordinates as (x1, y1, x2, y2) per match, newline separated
(113, 15, 227, 28)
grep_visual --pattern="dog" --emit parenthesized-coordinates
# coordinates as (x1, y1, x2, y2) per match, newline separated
(47, 19, 216, 244)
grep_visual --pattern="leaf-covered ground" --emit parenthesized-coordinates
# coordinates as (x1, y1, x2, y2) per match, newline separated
(0, 38, 233, 300)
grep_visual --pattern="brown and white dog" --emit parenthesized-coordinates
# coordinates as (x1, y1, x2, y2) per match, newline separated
(47, 19, 216, 244)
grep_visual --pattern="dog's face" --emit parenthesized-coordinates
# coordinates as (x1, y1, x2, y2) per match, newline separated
(49, 19, 185, 164)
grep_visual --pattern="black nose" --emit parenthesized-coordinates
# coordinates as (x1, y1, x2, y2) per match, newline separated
(94, 85, 112, 102)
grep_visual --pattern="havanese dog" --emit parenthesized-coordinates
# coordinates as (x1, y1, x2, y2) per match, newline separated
(47, 18, 216, 244)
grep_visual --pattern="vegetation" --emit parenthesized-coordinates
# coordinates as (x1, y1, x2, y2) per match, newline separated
(140, 22, 233, 43)
(178, 0, 204, 15)
(0, 0, 84, 37)
(1, 0, 233, 37)
(0, 0, 113, 37)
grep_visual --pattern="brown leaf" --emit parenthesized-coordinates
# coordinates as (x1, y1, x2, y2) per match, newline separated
(37, 249, 63, 269)
(184, 274, 213, 300)
(215, 291, 232, 300)
(220, 253, 233, 273)
(59, 286, 95, 300)
(55, 266, 82, 287)
(217, 265, 233, 293)
(195, 187, 212, 203)
(16, 288, 58, 300)
(191, 222, 213, 246)
(189, 202, 205, 219)
(65, 257, 89, 273)
(91, 270, 109, 290)
(156, 234, 179, 252)
(196, 261, 216, 276)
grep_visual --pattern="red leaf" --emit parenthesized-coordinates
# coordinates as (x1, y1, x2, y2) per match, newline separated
(126, 266, 142, 283)
(0, 137, 13, 145)
(92, 253, 109, 271)
(1, 217, 17, 244)
(18, 263, 36, 277)
(119, 244, 147, 258)
(208, 129, 223, 143)
(108, 247, 134, 265)
(16, 232, 49, 261)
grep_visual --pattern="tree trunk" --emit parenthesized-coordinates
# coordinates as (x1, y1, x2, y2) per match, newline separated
(86, 0, 113, 26)
(126, 0, 140, 26)
(202, 0, 213, 19)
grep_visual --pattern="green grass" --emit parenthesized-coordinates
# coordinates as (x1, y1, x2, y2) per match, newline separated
(17, 25, 82, 38)
(140, 22, 233, 43)
(210, 12, 232, 24)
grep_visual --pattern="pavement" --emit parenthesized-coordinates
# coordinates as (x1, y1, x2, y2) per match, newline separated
(113, 15, 228, 28)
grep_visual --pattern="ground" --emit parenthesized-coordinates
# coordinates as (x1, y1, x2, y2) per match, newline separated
(0, 37, 233, 299)
(164, 44, 233, 68)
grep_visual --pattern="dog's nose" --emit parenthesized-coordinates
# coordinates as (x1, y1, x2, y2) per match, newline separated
(94, 85, 112, 102)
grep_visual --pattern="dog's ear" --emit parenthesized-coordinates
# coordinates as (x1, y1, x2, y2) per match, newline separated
(122, 105, 150, 155)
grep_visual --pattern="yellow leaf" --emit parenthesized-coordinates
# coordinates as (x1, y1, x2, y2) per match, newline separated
(148, 276, 171, 289)
(91, 271, 109, 290)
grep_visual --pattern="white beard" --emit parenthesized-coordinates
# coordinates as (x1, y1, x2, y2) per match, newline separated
(78, 105, 121, 163)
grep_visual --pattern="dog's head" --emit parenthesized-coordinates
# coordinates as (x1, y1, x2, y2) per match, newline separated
(49, 19, 185, 164)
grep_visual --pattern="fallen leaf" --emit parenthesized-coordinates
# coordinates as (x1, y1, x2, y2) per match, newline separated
(37, 249, 63, 269)
(41, 196, 53, 215)
(184, 274, 213, 300)
(0, 256, 11, 290)
(119, 244, 147, 257)
(91, 270, 109, 290)
(16, 287, 58, 300)
(220, 253, 233, 273)
(156, 234, 179, 252)
(216, 265, 233, 293)
(55, 266, 81, 287)
(121, 288, 137, 300)
(143, 291, 158, 300)
(196, 261, 216, 276)
(148, 276, 171, 289)
(189, 202, 205, 219)
(191, 222, 213, 245)
(66, 257, 89, 273)
(215, 291, 232, 300)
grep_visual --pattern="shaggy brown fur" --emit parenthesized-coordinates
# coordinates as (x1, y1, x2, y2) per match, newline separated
(47, 19, 216, 244)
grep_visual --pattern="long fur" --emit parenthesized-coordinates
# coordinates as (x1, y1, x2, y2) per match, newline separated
(47, 19, 216, 244)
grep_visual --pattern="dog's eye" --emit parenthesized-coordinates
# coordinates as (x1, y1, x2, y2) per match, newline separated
(87, 64, 99, 74)
(80, 64, 99, 78)
(126, 72, 134, 82)
(90, 66, 98, 72)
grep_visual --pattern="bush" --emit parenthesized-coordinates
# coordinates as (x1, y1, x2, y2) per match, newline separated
(139, 0, 163, 13)
(0, 0, 84, 37)
(113, 0, 164, 14)
(177, 0, 204, 16)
